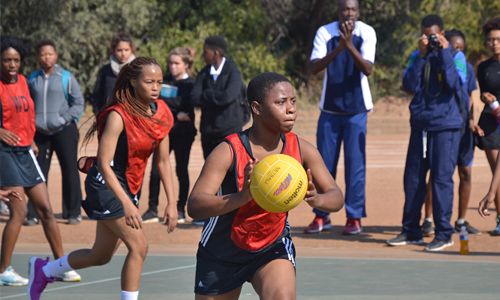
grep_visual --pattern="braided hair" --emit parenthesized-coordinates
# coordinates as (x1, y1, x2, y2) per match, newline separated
(83, 57, 163, 146)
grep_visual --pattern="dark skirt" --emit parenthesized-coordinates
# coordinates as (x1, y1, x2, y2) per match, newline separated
(82, 164, 139, 220)
(476, 110, 500, 150)
(0, 146, 45, 188)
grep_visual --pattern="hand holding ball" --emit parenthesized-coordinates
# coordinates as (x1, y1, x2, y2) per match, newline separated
(250, 154, 308, 213)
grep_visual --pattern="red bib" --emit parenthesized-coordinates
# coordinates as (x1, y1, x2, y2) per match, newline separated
(0, 75, 35, 146)
(98, 100, 173, 194)
(225, 132, 301, 252)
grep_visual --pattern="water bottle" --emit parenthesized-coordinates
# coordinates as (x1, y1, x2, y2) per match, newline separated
(459, 225, 469, 255)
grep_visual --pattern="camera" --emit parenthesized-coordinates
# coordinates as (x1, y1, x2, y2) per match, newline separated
(427, 34, 441, 52)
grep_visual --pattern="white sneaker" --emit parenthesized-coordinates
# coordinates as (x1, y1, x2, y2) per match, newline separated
(0, 266, 29, 286)
(0, 201, 9, 216)
(54, 270, 81, 282)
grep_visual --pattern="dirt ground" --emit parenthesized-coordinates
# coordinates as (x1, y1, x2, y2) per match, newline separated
(2, 94, 499, 262)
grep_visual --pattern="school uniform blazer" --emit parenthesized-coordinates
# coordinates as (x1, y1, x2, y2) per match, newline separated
(190, 58, 246, 138)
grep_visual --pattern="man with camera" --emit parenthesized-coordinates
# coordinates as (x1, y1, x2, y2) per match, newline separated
(387, 15, 467, 251)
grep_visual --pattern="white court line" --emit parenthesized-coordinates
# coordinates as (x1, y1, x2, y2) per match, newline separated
(302, 255, 500, 265)
(0, 264, 195, 299)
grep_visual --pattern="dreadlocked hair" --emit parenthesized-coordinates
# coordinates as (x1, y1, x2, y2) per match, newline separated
(83, 56, 164, 148)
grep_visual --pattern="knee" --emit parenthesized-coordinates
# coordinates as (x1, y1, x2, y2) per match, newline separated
(130, 242, 148, 261)
(139, 243, 148, 260)
(458, 168, 472, 182)
(135, 242, 149, 260)
(7, 198, 27, 221)
(36, 205, 55, 221)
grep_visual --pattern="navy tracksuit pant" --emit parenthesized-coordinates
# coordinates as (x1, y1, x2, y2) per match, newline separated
(403, 128, 461, 242)
(314, 111, 367, 219)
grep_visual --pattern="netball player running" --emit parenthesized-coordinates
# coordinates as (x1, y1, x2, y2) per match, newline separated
(28, 57, 177, 300)
(0, 36, 80, 286)
(188, 72, 344, 299)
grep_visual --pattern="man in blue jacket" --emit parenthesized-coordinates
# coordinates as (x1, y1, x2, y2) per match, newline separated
(387, 15, 467, 251)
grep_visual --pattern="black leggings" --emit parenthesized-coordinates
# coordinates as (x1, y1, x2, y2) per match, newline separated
(148, 128, 196, 213)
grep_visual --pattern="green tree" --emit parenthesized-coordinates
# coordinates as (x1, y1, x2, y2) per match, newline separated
(1, 0, 157, 96)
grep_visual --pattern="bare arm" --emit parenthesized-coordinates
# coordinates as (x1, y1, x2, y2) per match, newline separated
(97, 111, 142, 229)
(187, 142, 253, 220)
(155, 135, 177, 233)
(300, 138, 344, 212)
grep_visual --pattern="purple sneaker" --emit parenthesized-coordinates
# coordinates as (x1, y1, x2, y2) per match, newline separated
(28, 257, 54, 300)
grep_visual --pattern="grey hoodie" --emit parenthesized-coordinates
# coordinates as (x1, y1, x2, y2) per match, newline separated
(28, 64, 84, 135)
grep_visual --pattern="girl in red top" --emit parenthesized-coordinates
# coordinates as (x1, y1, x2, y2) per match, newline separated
(0, 36, 79, 286)
(188, 72, 344, 299)
(28, 57, 177, 300)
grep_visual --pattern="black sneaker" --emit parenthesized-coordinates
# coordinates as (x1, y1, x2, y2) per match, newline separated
(23, 217, 39, 226)
(386, 233, 424, 246)
(454, 220, 480, 235)
(425, 238, 454, 252)
(421, 219, 434, 237)
(142, 210, 159, 223)
(177, 210, 186, 224)
(490, 216, 500, 236)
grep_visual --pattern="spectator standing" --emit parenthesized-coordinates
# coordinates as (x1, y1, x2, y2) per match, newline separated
(421, 29, 481, 236)
(305, 0, 376, 235)
(26, 39, 84, 225)
(476, 17, 500, 235)
(90, 33, 136, 115)
(143, 47, 197, 224)
(191, 35, 247, 159)
(387, 15, 467, 251)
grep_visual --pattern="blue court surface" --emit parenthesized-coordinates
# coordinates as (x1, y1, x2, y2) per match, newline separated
(1, 254, 499, 299)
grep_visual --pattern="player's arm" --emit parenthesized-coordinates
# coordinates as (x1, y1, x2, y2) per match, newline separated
(156, 135, 177, 233)
(188, 142, 253, 220)
(300, 138, 344, 212)
(98, 111, 142, 229)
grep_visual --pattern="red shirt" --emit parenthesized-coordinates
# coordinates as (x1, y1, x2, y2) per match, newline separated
(98, 100, 173, 194)
(227, 131, 302, 252)
(0, 75, 35, 147)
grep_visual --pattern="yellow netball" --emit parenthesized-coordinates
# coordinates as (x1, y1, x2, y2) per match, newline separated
(250, 154, 308, 213)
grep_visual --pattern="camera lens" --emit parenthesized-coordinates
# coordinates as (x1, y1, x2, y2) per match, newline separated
(427, 34, 440, 52)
